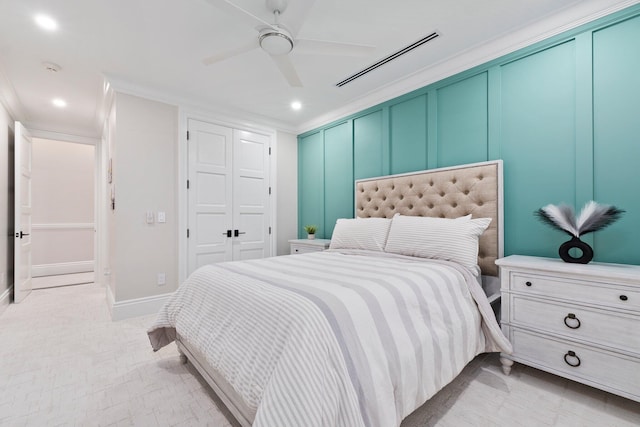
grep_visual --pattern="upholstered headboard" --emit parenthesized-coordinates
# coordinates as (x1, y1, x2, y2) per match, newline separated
(355, 160, 503, 278)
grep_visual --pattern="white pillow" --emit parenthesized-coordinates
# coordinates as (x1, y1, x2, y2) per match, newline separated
(384, 215, 491, 274)
(329, 218, 392, 251)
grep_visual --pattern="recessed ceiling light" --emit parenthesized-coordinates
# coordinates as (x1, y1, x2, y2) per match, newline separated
(35, 14, 58, 31)
(291, 101, 302, 111)
(52, 98, 67, 108)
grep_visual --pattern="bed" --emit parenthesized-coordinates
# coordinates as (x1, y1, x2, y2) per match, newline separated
(148, 160, 512, 427)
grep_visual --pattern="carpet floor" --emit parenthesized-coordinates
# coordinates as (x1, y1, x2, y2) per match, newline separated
(1, 282, 639, 426)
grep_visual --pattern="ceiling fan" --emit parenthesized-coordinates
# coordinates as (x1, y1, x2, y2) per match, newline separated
(202, 0, 375, 87)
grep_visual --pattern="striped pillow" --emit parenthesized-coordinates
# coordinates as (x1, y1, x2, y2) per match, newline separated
(384, 215, 492, 274)
(329, 218, 392, 251)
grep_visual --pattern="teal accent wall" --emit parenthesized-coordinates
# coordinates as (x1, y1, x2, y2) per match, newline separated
(323, 122, 353, 237)
(298, 5, 640, 265)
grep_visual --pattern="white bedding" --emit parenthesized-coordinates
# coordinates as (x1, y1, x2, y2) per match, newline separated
(148, 250, 512, 427)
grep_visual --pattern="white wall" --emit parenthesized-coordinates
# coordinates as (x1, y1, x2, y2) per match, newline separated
(276, 131, 298, 255)
(108, 93, 178, 307)
(0, 99, 14, 312)
(102, 91, 300, 318)
(31, 138, 94, 276)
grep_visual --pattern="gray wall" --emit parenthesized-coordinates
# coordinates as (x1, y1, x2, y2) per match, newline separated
(276, 131, 298, 256)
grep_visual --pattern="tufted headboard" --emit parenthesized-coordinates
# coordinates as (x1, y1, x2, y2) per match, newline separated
(355, 160, 503, 278)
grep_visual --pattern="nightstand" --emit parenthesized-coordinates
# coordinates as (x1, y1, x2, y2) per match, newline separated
(496, 255, 640, 402)
(289, 239, 331, 255)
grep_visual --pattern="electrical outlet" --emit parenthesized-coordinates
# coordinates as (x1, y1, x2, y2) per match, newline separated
(157, 211, 166, 223)
(157, 273, 166, 286)
(146, 211, 154, 224)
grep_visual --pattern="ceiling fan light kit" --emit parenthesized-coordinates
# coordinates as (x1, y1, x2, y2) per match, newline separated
(259, 27, 294, 55)
(203, 0, 378, 87)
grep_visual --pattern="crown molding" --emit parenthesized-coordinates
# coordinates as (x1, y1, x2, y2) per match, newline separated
(29, 128, 100, 145)
(103, 74, 297, 134)
(295, 0, 640, 135)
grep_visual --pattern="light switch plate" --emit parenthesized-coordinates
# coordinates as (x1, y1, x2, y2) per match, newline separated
(157, 211, 166, 223)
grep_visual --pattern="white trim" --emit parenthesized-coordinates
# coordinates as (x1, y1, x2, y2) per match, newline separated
(107, 289, 174, 321)
(29, 129, 99, 146)
(32, 222, 95, 230)
(295, 1, 640, 134)
(0, 286, 12, 316)
(32, 261, 94, 277)
(106, 76, 296, 134)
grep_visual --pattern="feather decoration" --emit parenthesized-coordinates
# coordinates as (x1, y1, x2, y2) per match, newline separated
(576, 201, 625, 235)
(536, 204, 578, 237)
(536, 201, 624, 237)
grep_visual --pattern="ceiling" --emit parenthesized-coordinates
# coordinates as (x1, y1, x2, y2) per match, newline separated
(0, 0, 636, 138)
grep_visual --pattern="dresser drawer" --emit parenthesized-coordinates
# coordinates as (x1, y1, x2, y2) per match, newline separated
(510, 296, 640, 354)
(510, 328, 640, 401)
(511, 272, 640, 311)
(290, 244, 323, 254)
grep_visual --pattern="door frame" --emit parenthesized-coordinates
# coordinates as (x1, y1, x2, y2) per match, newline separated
(28, 129, 102, 285)
(178, 108, 277, 284)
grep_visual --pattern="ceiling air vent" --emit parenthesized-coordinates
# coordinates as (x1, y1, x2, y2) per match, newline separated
(335, 31, 440, 87)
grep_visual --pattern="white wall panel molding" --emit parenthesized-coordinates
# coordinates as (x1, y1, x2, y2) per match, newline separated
(108, 290, 174, 321)
(32, 223, 95, 230)
(32, 261, 94, 277)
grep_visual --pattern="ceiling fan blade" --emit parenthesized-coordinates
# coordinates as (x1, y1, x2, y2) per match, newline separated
(202, 41, 258, 65)
(294, 38, 376, 57)
(202, 0, 275, 30)
(269, 54, 302, 87)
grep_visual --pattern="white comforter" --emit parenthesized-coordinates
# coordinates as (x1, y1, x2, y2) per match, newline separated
(148, 250, 512, 427)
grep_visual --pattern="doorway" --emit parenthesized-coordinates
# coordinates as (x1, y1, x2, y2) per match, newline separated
(30, 138, 95, 289)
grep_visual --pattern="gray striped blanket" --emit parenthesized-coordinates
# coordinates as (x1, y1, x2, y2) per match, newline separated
(148, 250, 512, 427)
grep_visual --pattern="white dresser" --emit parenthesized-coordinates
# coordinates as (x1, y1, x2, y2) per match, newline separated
(288, 239, 331, 255)
(496, 255, 640, 402)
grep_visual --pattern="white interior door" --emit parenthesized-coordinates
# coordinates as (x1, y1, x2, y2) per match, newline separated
(187, 119, 233, 275)
(14, 122, 33, 303)
(232, 130, 271, 261)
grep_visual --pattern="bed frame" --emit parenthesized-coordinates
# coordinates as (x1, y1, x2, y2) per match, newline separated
(355, 160, 504, 299)
(177, 159, 504, 426)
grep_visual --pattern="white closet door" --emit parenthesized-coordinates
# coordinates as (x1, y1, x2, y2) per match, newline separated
(187, 119, 233, 275)
(14, 122, 33, 303)
(232, 130, 271, 261)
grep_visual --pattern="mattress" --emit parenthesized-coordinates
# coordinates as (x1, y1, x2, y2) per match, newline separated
(148, 250, 511, 427)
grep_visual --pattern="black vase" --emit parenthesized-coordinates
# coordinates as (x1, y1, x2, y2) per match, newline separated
(558, 236, 594, 264)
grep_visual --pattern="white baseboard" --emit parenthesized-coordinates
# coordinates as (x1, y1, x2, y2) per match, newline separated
(33, 261, 94, 277)
(0, 286, 12, 316)
(106, 286, 173, 321)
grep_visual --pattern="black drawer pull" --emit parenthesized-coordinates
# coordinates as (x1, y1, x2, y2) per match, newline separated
(564, 350, 581, 367)
(563, 313, 581, 329)
(525, 281, 532, 287)
(620, 295, 628, 301)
